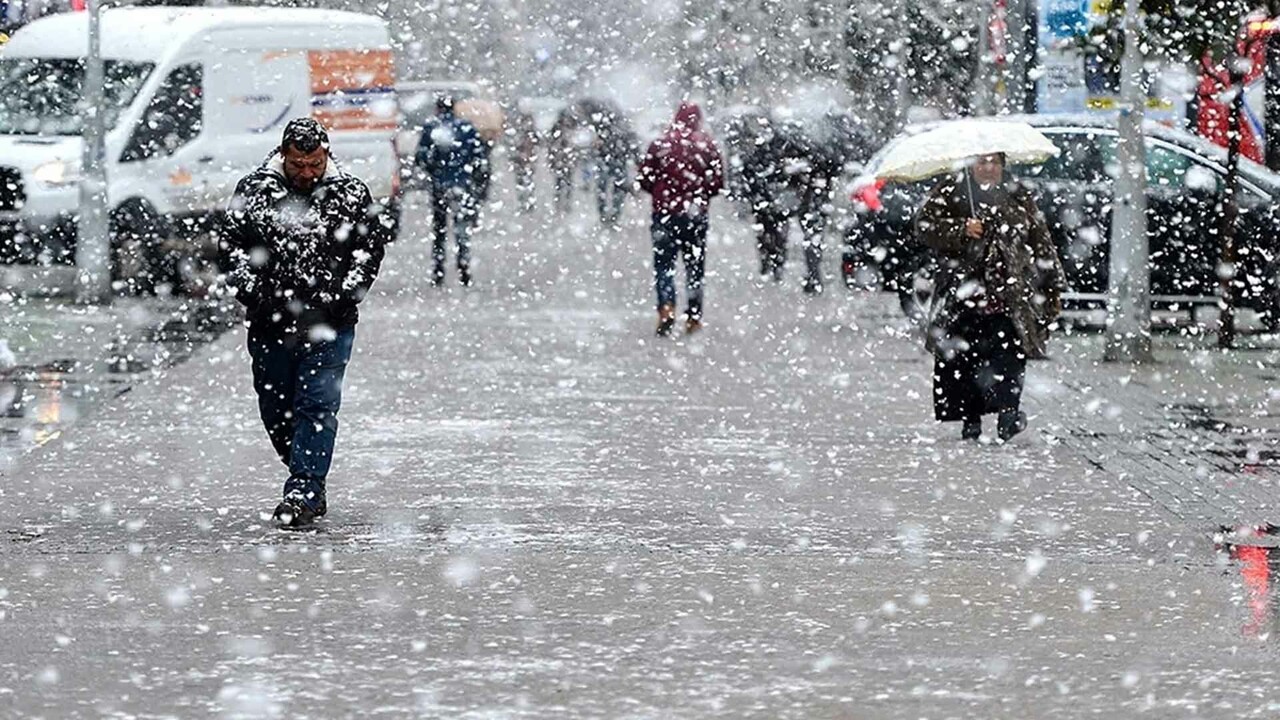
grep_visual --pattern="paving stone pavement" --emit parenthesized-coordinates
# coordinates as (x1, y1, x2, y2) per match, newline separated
(3, 188, 1280, 718)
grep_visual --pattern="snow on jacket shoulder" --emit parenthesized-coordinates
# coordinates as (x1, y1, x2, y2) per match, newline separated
(220, 153, 391, 331)
(638, 102, 724, 217)
(415, 112, 488, 190)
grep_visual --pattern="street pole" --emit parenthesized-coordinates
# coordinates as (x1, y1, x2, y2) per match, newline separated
(1005, 0, 1031, 113)
(1103, 0, 1153, 362)
(973, 2, 993, 115)
(1267, 3, 1280, 170)
(75, 0, 111, 304)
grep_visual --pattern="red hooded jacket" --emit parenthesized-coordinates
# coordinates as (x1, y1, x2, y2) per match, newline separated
(638, 103, 725, 217)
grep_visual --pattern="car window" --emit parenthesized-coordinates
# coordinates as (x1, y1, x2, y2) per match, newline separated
(1145, 143, 1196, 189)
(1017, 131, 1112, 183)
(1095, 137, 1222, 192)
(121, 64, 202, 162)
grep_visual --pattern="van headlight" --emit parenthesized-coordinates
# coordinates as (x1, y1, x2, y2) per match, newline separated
(32, 160, 80, 187)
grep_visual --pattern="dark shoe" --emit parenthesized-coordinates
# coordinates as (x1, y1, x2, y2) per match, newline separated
(961, 417, 982, 441)
(273, 489, 322, 528)
(459, 267, 473, 287)
(803, 280, 823, 296)
(997, 410, 1027, 442)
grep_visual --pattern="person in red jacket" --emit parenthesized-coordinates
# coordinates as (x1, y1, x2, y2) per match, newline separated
(638, 102, 725, 336)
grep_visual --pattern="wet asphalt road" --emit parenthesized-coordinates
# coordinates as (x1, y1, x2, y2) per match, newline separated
(2, 186, 1280, 718)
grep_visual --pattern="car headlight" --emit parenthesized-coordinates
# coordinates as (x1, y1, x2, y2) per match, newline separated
(32, 160, 80, 187)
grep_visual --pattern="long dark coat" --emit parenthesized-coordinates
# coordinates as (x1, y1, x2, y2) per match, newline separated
(915, 174, 1065, 359)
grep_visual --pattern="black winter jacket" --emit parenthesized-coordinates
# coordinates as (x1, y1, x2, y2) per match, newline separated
(221, 153, 390, 333)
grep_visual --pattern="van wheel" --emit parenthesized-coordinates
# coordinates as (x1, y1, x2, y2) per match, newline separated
(1261, 272, 1280, 334)
(896, 265, 935, 324)
(381, 197, 402, 243)
(110, 200, 170, 296)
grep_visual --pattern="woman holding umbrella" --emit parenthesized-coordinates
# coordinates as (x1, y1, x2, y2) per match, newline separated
(872, 120, 1066, 442)
(914, 146, 1065, 442)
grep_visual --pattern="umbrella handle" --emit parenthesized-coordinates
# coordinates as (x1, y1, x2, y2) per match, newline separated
(966, 168, 977, 218)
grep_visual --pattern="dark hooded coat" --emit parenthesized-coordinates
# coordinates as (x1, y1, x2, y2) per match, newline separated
(637, 102, 725, 217)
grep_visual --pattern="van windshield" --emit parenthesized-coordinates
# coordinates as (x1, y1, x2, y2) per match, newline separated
(0, 58, 154, 135)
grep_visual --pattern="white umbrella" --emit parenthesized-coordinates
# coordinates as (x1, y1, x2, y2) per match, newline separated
(873, 119, 1060, 183)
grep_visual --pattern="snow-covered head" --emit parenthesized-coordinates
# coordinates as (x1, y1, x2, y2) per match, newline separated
(280, 118, 331, 194)
(669, 102, 703, 135)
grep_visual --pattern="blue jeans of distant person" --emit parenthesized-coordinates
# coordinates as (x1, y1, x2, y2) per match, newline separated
(651, 212, 708, 320)
(431, 184, 478, 282)
(595, 163, 628, 226)
(248, 325, 355, 504)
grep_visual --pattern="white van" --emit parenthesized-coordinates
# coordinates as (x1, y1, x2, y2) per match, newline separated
(0, 6, 400, 291)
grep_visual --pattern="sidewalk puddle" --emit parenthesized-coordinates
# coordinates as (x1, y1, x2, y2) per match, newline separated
(0, 364, 87, 458)
(0, 301, 234, 465)
(1217, 526, 1280, 639)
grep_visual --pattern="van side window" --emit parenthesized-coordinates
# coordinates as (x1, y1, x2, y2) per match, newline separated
(121, 64, 203, 162)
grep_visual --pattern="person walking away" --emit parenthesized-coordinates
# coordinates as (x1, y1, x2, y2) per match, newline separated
(548, 107, 585, 215)
(415, 95, 486, 286)
(592, 109, 637, 228)
(741, 119, 808, 282)
(221, 118, 391, 526)
(915, 153, 1064, 442)
(797, 129, 844, 295)
(509, 108, 539, 213)
(637, 102, 725, 336)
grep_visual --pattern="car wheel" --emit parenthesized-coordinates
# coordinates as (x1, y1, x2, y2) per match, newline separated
(897, 266, 935, 323)
(110, 200, 169, 296)
(1261, 270, 1280, 333)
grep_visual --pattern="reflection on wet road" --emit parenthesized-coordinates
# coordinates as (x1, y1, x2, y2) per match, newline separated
(1219, 526, 1280, 639)
(0, 301, 233, 469)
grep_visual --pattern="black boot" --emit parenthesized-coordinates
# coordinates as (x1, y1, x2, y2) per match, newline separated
(273, 489, 324, 528)
(997, 410, 1027, 442)
(961, 417, 982, 441)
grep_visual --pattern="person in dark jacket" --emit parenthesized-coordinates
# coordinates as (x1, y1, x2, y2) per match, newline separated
(416, 95, 487, 287)
(589, 104, 637, 228)
(547, 107, 582, 215)
(221, 118, 391, 526)
(638, 102, 725, 336)
(508, 108, 539, 213)
(741, 119, 809, 283)
(915, 154, 1065, 442)
(741, 119, 839, 294)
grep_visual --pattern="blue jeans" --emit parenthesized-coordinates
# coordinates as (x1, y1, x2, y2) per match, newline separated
(651, 213, 708, 320)
(247, 325, 355, 502)
(595, 164, 628, 225)
(431, 184, 478, 280)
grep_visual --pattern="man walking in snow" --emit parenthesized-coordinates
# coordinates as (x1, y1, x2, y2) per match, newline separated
(416, 95, 488, 287)
(221, 118, 392, 527)
(638, 102, 724, 336)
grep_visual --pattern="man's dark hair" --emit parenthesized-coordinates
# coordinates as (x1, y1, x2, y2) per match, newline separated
(282, 117, 330, 153)
(436, 94, 454, 115)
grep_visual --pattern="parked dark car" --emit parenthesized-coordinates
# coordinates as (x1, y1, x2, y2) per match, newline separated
(842, 115, 1280, 327)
